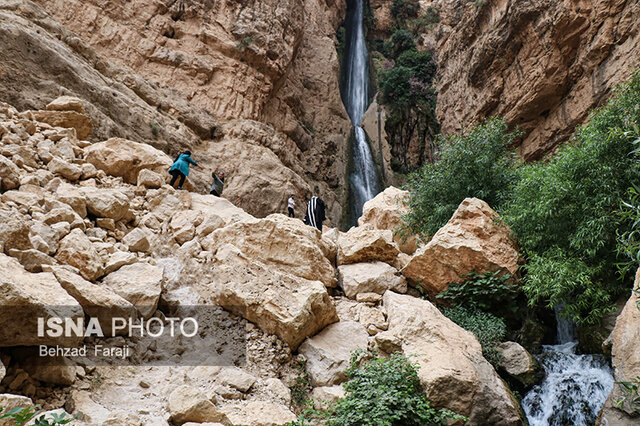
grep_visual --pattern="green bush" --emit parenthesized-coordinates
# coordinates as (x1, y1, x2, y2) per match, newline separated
(436, 271, 518, 316)
(328, 352, 464, 426)
(443, 306, 507, 367)
(0, 405, 78, 425)
(390, 0, 420, 24)
(403, 118, 521, 237)
(504, 72, 640, 324)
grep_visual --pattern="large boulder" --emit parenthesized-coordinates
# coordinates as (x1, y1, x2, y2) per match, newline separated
(46, 96, 86, 114)
(337, 224, 400, 266)
(190, 193, 253, 225)
(598, 269, 640, 425)
(299, 321, 369, 386)
(55, 228, 104, 281)
(401, 198, 520, 296)
(31, 109, 93, 139)
(208, 244, 338, 349)
(0, 208, 31, 253)
(379, 291, 523, 424)
(102, 263, 164, 319)
(0, 154, 20, 191)
(47, 157, 82, 181)
(221, 400, 296, 426)
(81, 187, 131, 221)
(0, 254, 84, 347)
(48, 266, 137, 335)
(202, 214, 337, 288)
(84, 138, 172, 184)
(358, 186, 417, 254)
(168, 385, 229, 425)
(496, 342, 540, 388)
(338, 261, 407, 299)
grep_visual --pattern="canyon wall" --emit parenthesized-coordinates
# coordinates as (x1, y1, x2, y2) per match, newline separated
(372, 0, 640, 160)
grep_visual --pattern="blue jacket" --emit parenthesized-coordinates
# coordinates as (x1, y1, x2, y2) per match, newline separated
(169, 154, 198, 176)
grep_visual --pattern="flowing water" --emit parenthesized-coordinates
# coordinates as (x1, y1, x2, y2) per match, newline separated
(522, 309, 615, 425)
(342, 0, 381, 222)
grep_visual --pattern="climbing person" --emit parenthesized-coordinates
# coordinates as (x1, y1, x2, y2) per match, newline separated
(303, 195, 326, 231)
(287, 194, 296, 218)
(210, 168, 225, 197)
(169, 150, 198, 190)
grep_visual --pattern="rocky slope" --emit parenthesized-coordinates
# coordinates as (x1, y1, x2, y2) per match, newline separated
(370, 0, 640, 160)
(0, 100, 529, 424)
(29, 0, 351, 222)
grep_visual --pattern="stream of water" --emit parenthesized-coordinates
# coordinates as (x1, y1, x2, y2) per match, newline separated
(522, 309, 614, 425)
(342, 0, 381, 222)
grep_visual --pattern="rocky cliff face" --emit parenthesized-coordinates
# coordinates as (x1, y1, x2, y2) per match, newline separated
(34, 0, 351, 221)
(371, 0, 640, 160)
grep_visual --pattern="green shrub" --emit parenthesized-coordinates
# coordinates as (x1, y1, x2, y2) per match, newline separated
(328, 351, 465, 426)
(443, 306, 507, 367)
(436, 271, 518, 315)
(390, 0, 420, 24)
(0, 405, 78, 425)
(503, 71, 640, 324)
(403, 117, 521, 237)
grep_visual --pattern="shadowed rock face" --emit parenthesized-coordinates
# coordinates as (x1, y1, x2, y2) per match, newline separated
(371, 0, 640, 160)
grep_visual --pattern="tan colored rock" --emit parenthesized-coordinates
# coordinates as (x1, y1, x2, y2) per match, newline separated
(168, 385, 229, 425)
(43, 206, 79, 226)
(209, 244, 338, 350)
(122, 227, 151, 253)
(338, 261, 407, 299)
(55, 183, 87, 217)
(299, 321, 369, 386)
(7, 248, 54, 273)
(337, 224, 400, 266)
(23, 355, 76, 385)
(0, 154, 20, 191)
(202, 214, 336, 288)
(47, 157, 82, 181)
(358, 186, 417, 254)
(190, 193, 253, 225)
(0, 253, 84, 347)
(1, 190, 43, 209)
(46, 96, 85, 114)
(81, 187, 130, 221)
(137, 169, 165, 189)
(401, 198, 520, 296)
(496, 342, 540, 387)
(221, 400, 296, 426)
(216, 367, 256, 393)
(84, 138, 172, 185)
(103, 251, 137, 275)
(49, 266, 137, 335)
(31, 222, 67, 255)
(0, 208, 31, 253)
(599, 269, 640, 424)
(31, 110, 92, 139)
(102, 263, 163, 319)
(55, 228, 104, 281)
(381, 291, 523, 424)
(311, 385, 345, 406)
(170, 210, 202, 245)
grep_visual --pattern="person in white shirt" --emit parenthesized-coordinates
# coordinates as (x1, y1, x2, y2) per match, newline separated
(287, 195, 296, 218)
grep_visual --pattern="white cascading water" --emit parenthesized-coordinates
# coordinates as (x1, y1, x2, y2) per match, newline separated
(342, 0, 380, 220)
(522, 307, 615, 425)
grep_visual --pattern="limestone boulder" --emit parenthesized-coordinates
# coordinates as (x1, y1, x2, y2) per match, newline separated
(7, 248, 54, 273)
(137, 169, 165, 189)
(167, 385, 229, 425)
(55, 183, 87, 217)
(55, 229, 104, 281)
(496, 342, 540, 388)
(49, 266, 137, 335)
(599, 269, 640, 424)
(0, 253, 84, 347)
(171, 210, 203, 245)
(122, 227, 151, 252)
(311, 385, 345, 406)
(0, 208, 31, 253)
(209, 244, 338, 349)
(190, 193, 253, 225)
(102, 263, 164, 319)
(202, 214, 337, 288)
(380, 291, 523, 424)
(358, 186, 418, 254)
(84, 138, 172, 184)
(402, 198, 520, 296)
(338, 261, 406, 299)
(0, 154, 20, 191)
(299, 321, 369, 386)
(337, 224, 400, 266)
(47, 157, 82, 182)
(221, 400, 296, 426)
(31, 110, 93, 139)
(103, 251, 137, 275)
(46, 96, 86, 114)
(23, 355, 76, 386)
(81, 187, 131, 221)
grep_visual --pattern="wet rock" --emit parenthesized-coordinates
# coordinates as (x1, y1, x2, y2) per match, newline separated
(496, 342, 540, 388)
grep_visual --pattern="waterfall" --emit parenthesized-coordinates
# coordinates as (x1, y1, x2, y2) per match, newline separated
(522, 307, 614, 425)
(342, 0, 381, 222)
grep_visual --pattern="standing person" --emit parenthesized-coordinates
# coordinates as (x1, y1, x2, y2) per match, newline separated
(303, 196, 326, 231)
(169, 150, 198, 190)
(210, 168, 225, 197)
(287, 194, 296, 218)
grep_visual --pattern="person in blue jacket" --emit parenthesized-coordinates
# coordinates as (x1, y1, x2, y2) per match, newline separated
(169, 150, 199, 190)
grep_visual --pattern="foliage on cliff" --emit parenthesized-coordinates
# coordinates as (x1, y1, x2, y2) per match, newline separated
(404, 71, 640, 325)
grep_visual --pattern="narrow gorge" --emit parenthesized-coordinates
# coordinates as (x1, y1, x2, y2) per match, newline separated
(0, 1, 639, 426)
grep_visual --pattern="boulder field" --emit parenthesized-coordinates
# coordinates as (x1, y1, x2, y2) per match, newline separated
(0, 97, 558, 424)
